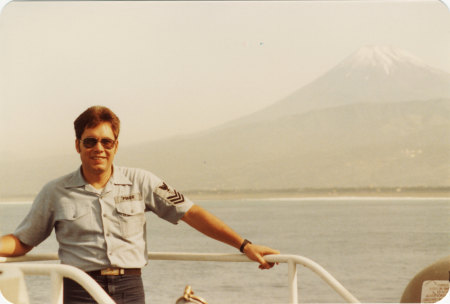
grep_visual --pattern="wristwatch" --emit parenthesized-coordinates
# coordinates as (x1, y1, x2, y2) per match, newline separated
(240, 239, 252, 253)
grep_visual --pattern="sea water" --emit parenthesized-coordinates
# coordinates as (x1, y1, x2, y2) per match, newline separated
(0, 197, 448, 303)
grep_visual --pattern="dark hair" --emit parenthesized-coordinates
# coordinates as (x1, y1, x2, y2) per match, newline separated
(74, 106, 120, 139)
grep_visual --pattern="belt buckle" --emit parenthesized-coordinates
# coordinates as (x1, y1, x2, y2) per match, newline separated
(101, 268, 124, 276)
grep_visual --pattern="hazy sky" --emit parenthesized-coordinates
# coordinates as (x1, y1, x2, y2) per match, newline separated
(0, 0, 449, 159)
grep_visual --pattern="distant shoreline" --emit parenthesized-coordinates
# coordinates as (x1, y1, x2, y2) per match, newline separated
(1, 188, 449, 203)
(186, 189, 450, 200)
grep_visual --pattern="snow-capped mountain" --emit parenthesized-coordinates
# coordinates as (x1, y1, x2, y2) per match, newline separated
(347, 45, 431, 74)
(2, 45, 449, 196)
(110, 44, 450, 190)
(227, 45, 450, 126)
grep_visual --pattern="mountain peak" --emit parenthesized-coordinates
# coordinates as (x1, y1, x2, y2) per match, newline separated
(347, 45, 429, 74)
(218, 45, 450, 128)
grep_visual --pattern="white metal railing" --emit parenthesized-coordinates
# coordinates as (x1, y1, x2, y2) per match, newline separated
(146, 252, 360, 304)
(0, 263, 115, 304)
(0, 252, 360, 304)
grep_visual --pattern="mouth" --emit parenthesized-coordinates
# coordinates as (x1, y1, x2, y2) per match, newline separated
(91, 156, 107, 162)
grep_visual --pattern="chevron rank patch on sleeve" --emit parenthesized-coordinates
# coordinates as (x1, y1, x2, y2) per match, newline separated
(155, 182, 185, 205)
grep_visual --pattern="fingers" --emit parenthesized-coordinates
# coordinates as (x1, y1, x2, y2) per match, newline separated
(259, 261, 275, 270)
(257, 256, 278, 270)
(255, 254, 272, 270)
(244, 244, 280, 270)
(257, 246, 280, 269)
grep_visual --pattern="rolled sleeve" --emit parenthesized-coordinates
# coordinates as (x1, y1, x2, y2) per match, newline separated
(153, 193, 194, 224)
(14, 185, 55, 247)
(137, 171, 193, 224)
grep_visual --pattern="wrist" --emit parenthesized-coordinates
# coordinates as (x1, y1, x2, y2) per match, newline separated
(239, 239, 252, 253)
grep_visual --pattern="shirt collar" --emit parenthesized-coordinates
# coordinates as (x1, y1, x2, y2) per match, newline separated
(63, 167, 87, 188)
(110, 166, 132, 186)
(64, 165, 132, 188)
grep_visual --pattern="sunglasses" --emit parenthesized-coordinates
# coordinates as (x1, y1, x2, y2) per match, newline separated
(81, 137, 116, 149)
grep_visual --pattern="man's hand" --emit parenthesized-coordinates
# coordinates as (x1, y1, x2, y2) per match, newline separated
(243, 243, 280, 270)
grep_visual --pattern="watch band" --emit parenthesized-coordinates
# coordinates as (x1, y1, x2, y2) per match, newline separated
(240, 239, 252, 253)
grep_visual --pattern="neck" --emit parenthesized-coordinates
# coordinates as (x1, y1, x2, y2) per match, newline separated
(81, 166, 113, 189)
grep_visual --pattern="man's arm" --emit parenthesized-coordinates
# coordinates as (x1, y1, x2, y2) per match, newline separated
(181, 205, 279, 269)
(0, 234, 33, 257)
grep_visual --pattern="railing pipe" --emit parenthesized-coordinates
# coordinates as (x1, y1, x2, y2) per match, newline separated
(269, 254, 360, 304)
(146, 252, 359, 303)
(1, 252, 360, 304)
(1, 263, 115, 304)
(288, 259, 299, 304)
(50, 270, 63, 304)
(0, 253, 59, 263)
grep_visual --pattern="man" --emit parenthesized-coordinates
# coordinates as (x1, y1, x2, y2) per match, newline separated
(0, 106, 279, 303)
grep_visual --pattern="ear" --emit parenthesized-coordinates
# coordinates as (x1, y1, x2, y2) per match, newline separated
(75, 139, 81, 153)
(114, 140, 119, 153)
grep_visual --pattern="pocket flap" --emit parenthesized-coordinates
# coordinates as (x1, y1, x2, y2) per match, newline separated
(116, 201, 145, 216)
(56, 203, 89, 221)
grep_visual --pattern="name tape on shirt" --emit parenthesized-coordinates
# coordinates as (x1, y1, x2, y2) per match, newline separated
(114, 193, 143, 204)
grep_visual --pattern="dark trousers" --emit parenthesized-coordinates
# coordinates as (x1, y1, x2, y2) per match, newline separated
(63, 274, 145, 304)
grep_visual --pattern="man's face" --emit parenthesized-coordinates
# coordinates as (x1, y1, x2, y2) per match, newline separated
(75, 122, 118, 177)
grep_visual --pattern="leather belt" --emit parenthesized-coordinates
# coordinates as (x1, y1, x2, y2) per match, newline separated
(87, 268, 141, 276)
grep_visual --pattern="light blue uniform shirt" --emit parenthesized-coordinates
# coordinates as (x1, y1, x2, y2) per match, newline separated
(14, 166, 194, 271)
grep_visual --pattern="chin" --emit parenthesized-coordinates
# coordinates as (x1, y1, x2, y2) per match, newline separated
(89, 165, 109, 174)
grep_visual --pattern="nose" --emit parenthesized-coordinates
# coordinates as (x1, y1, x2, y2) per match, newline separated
(93, 140, 105, 152)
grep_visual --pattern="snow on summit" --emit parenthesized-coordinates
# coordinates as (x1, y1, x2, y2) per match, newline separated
(219, 44, 450, 127)
(347, 45, 430, 74)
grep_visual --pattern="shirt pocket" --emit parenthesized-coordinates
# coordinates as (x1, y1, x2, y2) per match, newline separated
(55, 203, 92, 240)
(115, 201, 146, 238)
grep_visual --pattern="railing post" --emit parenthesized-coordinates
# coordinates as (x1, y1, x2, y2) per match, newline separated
(288, 259, 298, 304)
(50, 271, 64, 304)
(2, 253, 360, 303)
